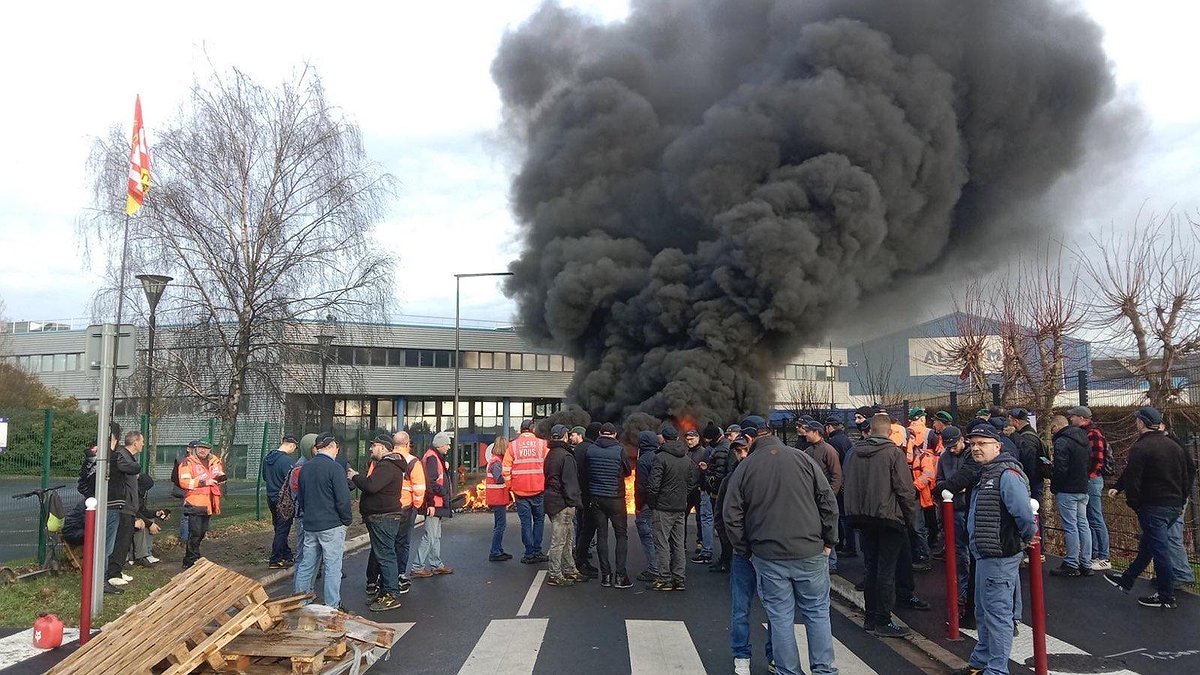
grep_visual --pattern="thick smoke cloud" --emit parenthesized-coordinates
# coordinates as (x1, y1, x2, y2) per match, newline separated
(493, 0, 1115, 424)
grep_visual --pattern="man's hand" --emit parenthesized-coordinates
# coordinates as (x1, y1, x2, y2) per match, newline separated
(698, 461, 708, 471)
(427, 507, 436, 516)
(1027, 533, 1041, 549)
(823, 546, 832, 556)
(133, 518, 145, 530)
(1107, 488, 1118, 498)
(148, 522, 161, 535)
(347, 468, 359, 480)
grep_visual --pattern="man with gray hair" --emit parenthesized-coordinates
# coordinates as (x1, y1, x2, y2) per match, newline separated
(411, 432, 454, 577)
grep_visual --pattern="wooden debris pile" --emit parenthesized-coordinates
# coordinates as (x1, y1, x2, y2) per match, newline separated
(48, 558, 399, 674)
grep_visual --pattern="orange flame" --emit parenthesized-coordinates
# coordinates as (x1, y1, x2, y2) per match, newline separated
(457, 480, 490, 511)
(675, 415, 698, 434)
(624, 472, 636, 515)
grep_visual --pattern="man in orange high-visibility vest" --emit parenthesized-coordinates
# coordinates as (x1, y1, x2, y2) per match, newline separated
(176, 440, 226, 569)
(504, 419, 549, 563)
(411, 432, 454, 577)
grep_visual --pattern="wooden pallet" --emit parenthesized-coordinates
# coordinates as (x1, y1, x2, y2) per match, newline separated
(218, 628, 347, 674)
(47, 558, 274, 675)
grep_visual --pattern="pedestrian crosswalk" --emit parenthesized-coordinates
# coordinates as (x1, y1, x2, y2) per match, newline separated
(627, 619, 707, 673)
(458, 618, 549, 675)
(961, 621, 1139, 675)
(765, 622, 878, 674)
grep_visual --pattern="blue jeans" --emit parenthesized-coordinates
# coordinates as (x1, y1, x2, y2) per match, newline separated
(268, 496, 294, 563)
(1168, 509, 1195, 585)
(754, 555, 836, 675)
(1086, 476, 1110, 560)
(635, 506, 657, 573)
(294, 516, 306, 568)
(730, 554, 772, 662)
(365, 516, 403, 595)
(105, 510, 120, 560)
(1119, 506, 1182, 601)
(490, 505, 507, 556)
(515, 495, 545, 557)
(911, 514, 930, 561)
(698, 493, 714, 554)
(969, 553, 1022, 675)
(1055, 492, 1091, 569)
(293, 525, 347, 609)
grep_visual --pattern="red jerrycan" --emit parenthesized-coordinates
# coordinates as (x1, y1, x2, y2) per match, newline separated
(33, 613, 63, 649)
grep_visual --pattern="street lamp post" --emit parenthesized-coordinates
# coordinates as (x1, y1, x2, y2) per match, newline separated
(453, 272, 513, 489)
(135, 274, 172, 472)
(316, 316, 337, 431)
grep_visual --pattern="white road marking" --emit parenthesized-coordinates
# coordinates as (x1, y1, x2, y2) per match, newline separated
(627, 619, 706, 674)
(962, 621, 1139, 675)
(457, 618, 549, 675)
(517, 569, 546, 617)
(762, 622, 877, 674)
(0, 628, 81, 670)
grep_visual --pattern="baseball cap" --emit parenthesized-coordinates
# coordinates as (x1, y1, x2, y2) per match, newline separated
(1066, 406, 1092, 419)
(1008, 407, 1030, 421)
(372, 434, 394, 450)
(570, 425, 587, 436)
(520, 419, 535, 431)
(934, 411, 953, 424)
(823, 415, 843, 426)
(432, 431, 453, 447)
(726, 424, 742, 434)
(909, 407, 926, 419)
(740, 415, 766, 434)
(731, 434, 750, 448)
(1135, 407, 1163, 427)
(599, 422, 619, 435)
(661, 424, 679, 440)
(976, 408, 989, 417)
(966, 425, 1001, 441)
(684, 428, 700, 438)
(313, 433, 337, 449)
(550, 424, 569, 439)
(281, 434, 298, 445)
(940, 426, 962, 444)
(804, 420, 824, 433)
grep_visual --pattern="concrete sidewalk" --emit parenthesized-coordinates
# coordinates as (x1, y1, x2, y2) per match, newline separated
(832, 549, 1200, 674)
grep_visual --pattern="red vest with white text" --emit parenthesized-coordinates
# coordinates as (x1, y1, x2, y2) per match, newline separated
(484, 454, 510, 507)
(506, 432, 547, 497)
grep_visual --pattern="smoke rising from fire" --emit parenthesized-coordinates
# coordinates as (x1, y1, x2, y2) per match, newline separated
(493, 0, 1116, 423)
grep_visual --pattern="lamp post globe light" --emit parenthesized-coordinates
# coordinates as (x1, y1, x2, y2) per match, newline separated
(135, 274, 172, 471)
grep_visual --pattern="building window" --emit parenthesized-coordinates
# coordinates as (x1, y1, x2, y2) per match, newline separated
(536, 354, 550, 371)
(463, 351, 479, 369)
(479, 352, 494, 369)
(434, 350, 453, 368)
(387, 348, 404, 366)
(336, 346, 354, 366)
(506, 353, 520, 370)
(41, 355, 53, 372)
(549, 355, 563, 371)
(522, 353, 538, 371)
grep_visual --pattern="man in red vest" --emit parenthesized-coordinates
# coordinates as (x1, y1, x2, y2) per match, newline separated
(504, 419, 549, 564)
(410, 432, 454, 578)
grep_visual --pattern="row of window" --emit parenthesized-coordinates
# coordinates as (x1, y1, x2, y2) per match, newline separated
(283, 345, 576, 372)
(7, 353, 85, 373)
(777, 364, 836, 381)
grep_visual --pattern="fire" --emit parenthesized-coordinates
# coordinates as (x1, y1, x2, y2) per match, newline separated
(624, 471, 636, 515)
(457, 480, 490, 511)
(675, 415, 698, 434)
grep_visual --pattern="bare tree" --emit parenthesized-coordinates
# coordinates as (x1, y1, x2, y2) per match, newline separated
(855, 344, 909, 407)
(780, 377, 825, 419)
(948, 283, 1002, 401)
(1079, 209, 1200, 410)
(80, 65, 395, 453)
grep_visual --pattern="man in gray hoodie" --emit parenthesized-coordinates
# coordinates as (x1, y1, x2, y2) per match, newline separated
(724, 417, 839, 675)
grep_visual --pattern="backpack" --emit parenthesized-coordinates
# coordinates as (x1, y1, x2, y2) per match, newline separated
(1100, 437, 1115, 477)
(77, 455, 97, 499)
(275, 465, 300, 521)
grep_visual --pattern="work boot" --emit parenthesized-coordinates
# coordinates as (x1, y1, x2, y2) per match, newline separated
(369, 593, 402, 612)
(614, 574, 633, 589)
(1049, 563, 1081, 578)
(546, 575, 575, 587)
(870, 622, 911, 638)
(600, 574, 613, 588)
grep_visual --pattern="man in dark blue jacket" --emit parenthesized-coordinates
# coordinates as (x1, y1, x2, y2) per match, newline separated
(586, 422, 633, 588)
(293, 433, 353, 610)
(262, 434, 298, 568)
(634, 430, 660, 582)
(1048, 415, 1093, 578)
(825, 417, 856, 557)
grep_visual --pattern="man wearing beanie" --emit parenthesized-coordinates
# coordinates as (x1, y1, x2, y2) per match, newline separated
(574, 422, 603, 575)
(544, 425, 583, 586)
(411, 431, 454, 578)
(1105, 407, 1196, 608)
(349, 435, 406, 611)
(703, 422, 734, 572)
(647, 423, 698, 591)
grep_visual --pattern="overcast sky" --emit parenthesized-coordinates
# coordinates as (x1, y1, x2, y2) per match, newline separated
(0, 0, 1196, 328)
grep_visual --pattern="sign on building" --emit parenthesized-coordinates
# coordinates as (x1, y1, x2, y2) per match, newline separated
(908, 336, 1004, 376)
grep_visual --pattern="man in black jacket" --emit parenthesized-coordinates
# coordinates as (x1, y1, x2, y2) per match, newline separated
(633, 430, 661, 582)
(703, 423, 734, 572)
(1106, 407, 1197, 609)
(106, 431, 143, 589)
(825, 417, 856, 558)
(1048, 415, 1093, 577)
(724, 417, 839, 674)
(934, 426, 972, 624)
(586, 422, 634, 588)
(350, 434, 407, 612)
(842, 414, 916, 638)
(573, 422, 602, 576)
(1008, 408, 1047, 494)
(262, 434, 299, 568)
(545, 425, 583, 587)
(647, 424, 698, 591)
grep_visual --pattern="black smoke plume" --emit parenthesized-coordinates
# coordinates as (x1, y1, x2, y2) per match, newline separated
(493, 0, 1115, 424)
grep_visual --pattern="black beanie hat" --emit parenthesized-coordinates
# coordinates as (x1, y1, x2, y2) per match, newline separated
(702, 422, 721, 442)
(585, 422, 603, 440)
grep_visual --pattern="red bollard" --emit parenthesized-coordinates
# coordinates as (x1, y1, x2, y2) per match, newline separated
(79, 497, 97, 645)
(941, 490, 960, 640)
(1027, 498, 1048, 675)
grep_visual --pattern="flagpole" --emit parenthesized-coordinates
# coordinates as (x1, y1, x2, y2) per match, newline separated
(109, 212, 132, 419)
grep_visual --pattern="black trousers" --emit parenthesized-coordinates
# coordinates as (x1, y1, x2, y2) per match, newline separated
(712, 491, 732, 565)
(106, 513, 135, 580)
(575, 498, 598, 568)
(592, 497, 628, 577)
(366, 511, 411, 584)
(860, 524, 905, 626)
(861, 521, 915, 598)
(183, 513, 210, 568)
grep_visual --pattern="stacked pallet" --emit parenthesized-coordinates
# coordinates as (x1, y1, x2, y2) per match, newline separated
(48, 559, 398, 674)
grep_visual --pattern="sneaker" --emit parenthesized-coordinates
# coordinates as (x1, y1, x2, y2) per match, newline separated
(1078, 566, 1094, 577)
(566, 571, 587, 582)
(601, 574, 613, 588)
(365, 582, 379, 598)
(690, 552, 712, 564)
(614, 575, 633, 589)
(1050, 564, 1081, 578)
(498, 552, 514, 560)
(145, 555, 161, 564)
(268, 560, 289, 569)
(134, 557, 155, 568)
(1138, 593, 1177, 609)
(103, 582, 124, 595)
(649, 579, 673, 592)
(409, 569, 433, 578)
(432, 566, 454, 575)
(870, 622, 912, 638)
(897, 595, 931, 611)
(396, 579, 412, 595)
(533, 552, 550, 563)
(911, 560, 932, 572)
(1104, 573, 1131, 593)
(369, 593, 402, 612)
(672, 580, 686, 591)
(489, 554, 509, 562)
(107, 577, 128, 586)
(121, 573, 133, 582)
(520, 555, 538, 564)
(636, 570, 656, 582)
(1090, 559, 1112, 571)
(733, 657, 751, 675)
(546, 575, 575, 587)
(767, 661, 777, 674)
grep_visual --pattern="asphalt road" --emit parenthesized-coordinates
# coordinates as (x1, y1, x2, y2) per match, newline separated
(277, 511, 936, 675)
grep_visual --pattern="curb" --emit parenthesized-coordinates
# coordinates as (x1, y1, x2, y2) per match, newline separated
(254, 532, 373, 587)
(829, 573, 967, 672)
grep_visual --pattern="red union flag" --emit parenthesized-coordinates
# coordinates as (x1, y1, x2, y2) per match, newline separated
(125, 96, 150, 215)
